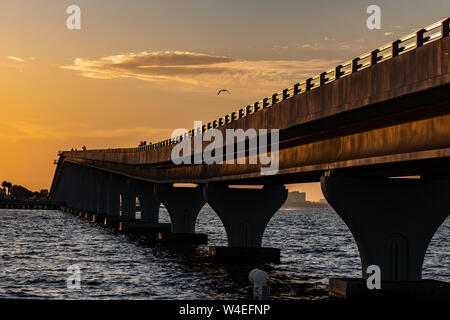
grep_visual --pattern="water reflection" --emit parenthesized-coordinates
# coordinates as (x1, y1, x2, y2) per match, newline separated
(0, 207, 448, 299)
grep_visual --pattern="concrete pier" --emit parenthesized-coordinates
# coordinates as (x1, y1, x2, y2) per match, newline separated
(95, 171, 109, 217)
(120, 178, 137, 221)
(135, 180, 160, 224)
(157, 232, 207, 245)
(204, 184, 287, 262)
(209, 246, 280, 263)
(91, 213, 106, 223)
(156, 184, 207, 244)
(0, 201, 64, 210)
(106, 174, 121, 219)
(57, 172, 169, 235)
(321, 172, 450, 298)
(83, 212, 95, 221)
(118, 221, 171, 234)
(103, 216, 122, 228)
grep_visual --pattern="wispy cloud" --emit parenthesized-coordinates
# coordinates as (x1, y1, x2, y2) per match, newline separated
(61, 51, 339, 92)
(7, 56, 24, 62)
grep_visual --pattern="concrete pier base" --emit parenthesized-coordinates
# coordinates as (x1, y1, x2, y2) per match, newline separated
(321, 173, 450, 282)
(91, 214, 106, 223)
(118, 221, 171, 234)
(209, 246, 280, 263)
(157, 232, 208, 245)
(329, 278, 450, 300)
(83, 212, 95, 221)
(156, 184, 206, 234)
(103, 216, 122, 228)
(204, 184, 288, 248)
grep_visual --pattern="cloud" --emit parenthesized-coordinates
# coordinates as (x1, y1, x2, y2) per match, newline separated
(272, 45, 289, 51)
(61, 51, 339, 92)
(8, 56, 24, 62)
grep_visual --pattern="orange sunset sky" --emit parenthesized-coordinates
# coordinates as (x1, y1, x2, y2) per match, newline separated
(1, 0, 449, 201)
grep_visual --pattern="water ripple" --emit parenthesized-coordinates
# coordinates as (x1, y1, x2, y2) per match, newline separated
(0, 208, 448, 299)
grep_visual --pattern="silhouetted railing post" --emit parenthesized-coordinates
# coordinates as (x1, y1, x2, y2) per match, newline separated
(416, 29, 429, 48)
(253, 102, 260, 112)
(370, 49, 381, 65)
(335, 65, 343, 80)
(319, 72, 328, 86)
(392, 40, 402, 57)
(271, 93, 278, 105)
(351, 57, 361, 73)
(305, 78, 313, 91)
(442, 18, 450, 38)
(245, 105, 252, 116)
(293, 83, 300, 95)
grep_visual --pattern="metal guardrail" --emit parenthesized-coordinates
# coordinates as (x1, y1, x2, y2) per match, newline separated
(66, 17, 450, 155)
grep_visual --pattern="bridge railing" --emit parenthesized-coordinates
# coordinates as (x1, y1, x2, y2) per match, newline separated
(64, 17, 449, 155)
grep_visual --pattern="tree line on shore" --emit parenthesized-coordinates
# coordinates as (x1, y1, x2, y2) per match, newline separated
(1, 181, 49, 202)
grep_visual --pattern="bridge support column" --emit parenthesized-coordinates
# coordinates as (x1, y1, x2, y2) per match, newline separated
(93, 171, 108, 222)
(54, 162, 77, 211)
(116, 180, 171, 234)
(136, 181, 160, 224)
(78, 167, 87, 214)
(85, 167, 97, 217)
(67, 164, 82, 213)
(120, 179, 136, 221)
(73, 165, 85, 215)
(155, 184, 207, 244)
(321, 172, 450, 299)
(103, 173, 121, 227)
(204, 184, 288, 262)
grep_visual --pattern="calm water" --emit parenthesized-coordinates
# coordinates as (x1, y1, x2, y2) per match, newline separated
(0, 207, 449, 300)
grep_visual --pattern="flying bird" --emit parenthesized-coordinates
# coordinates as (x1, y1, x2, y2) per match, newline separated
(217, 89, 231, 95)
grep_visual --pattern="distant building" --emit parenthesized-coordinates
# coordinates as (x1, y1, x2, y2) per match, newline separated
(282, 191, 330, 209)
(283, 191, 307, 208)
(289, 191, 306, 202)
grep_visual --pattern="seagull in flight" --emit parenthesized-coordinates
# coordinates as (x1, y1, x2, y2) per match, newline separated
(217, 89, 231, 95)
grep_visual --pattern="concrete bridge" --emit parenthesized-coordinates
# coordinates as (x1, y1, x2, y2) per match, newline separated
(50, 18, 450, 298)
(0, 200, 64, 210)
